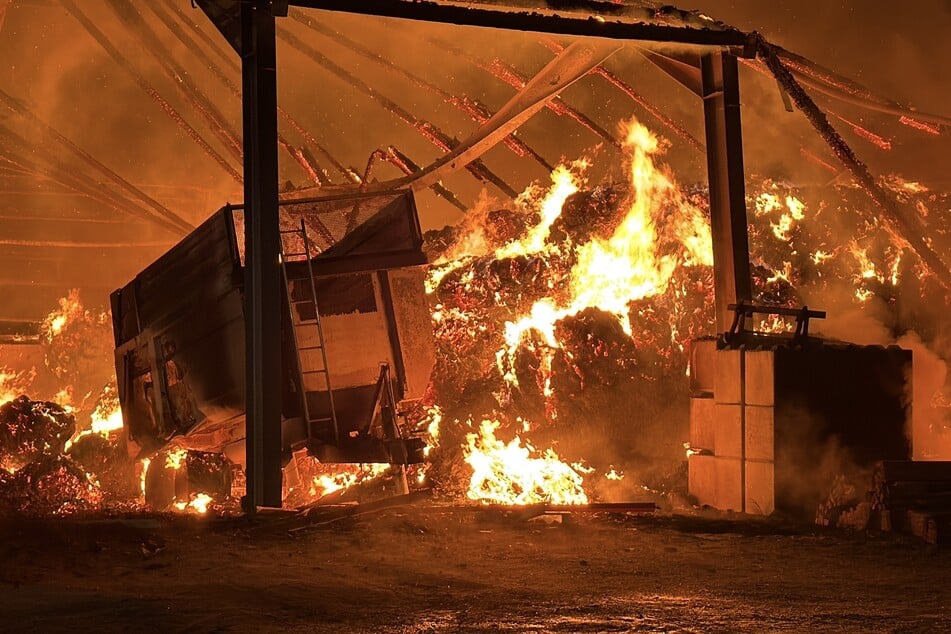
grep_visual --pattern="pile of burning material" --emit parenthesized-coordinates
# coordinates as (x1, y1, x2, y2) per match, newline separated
(0, 396, 102, 515)
(0, 291, 169, 515)
(420, 115, 951, 510)
(420, 121, 725, 506)
(0, 396, 75, 472)
(143, 448, 238, 514)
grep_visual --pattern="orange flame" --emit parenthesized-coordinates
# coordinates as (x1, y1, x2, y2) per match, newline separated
(42, 289, 85, 342)
(464, 418, 588, 505)
(496, 120, 713, 391)
(173, 493, 213, 514)
(308, 463, 390, 499)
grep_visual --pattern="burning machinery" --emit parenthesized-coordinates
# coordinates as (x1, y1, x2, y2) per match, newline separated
(110, 189, 435, 501)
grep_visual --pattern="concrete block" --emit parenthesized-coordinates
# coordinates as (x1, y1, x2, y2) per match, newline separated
(714, 403, 743, 459)
(745, 460, 775, 515)
(714, 348, 742, 404)
(689, 397, 716, 451)
(744, 405, 774, 461)
(745, 350, 775, 406)
(688, 454, 717, 507)
(714, 456, 743, 512)
(689, 338, 717, 394)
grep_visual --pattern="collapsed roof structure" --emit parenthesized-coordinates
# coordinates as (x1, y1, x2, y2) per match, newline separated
(0, 0, 949, 510)
(0, 0, 947, 323)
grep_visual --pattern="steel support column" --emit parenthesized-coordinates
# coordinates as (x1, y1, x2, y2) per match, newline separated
(241, 0, 283, 511)
(701, 51, 752, 334)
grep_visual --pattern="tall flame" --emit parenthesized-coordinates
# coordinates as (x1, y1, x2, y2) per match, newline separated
(497, 119, 713, 387)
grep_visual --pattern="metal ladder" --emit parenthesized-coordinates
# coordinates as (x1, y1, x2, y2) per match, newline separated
(279, 219, 339, 444)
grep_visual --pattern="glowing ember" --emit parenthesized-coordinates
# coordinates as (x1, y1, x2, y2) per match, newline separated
(605, 468, 625, 481)
(464, 419, 588, 505)
(684, 442, 702, 458)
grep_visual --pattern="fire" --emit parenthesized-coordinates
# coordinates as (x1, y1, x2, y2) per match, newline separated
(139, 458, 151, 500)
(165, 448, 188, 470)
(427, 117, 720, 505)
(755, 191, 807, 241)
(42, 289, 85, 341)
(0, 368, 26, 406)
(464, 418, 588, 505)
(495, 119, 713, 394)
(422, 405, 443, 458)
(308, 463, 390, 499)
(64, 384, 123, 450)
(173, 493, 213, 514)
(495, 158, 588, 259)
(568, 121, 712, 326)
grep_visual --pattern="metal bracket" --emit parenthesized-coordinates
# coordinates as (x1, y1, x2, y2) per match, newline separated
(726, 301, 827, 344)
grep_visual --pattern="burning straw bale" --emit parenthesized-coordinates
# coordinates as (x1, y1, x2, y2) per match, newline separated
(0, 454, 103, 516)
(0, 394, 139, 515)
(0, 396, 75, 471)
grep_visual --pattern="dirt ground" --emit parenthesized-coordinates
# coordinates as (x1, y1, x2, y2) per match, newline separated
(0, 506, 948, 633)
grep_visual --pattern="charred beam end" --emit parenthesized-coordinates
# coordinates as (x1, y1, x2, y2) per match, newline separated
(290, 0, 748, 47)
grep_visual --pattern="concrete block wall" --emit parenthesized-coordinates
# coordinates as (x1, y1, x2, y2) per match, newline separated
(689, 346, 776, 515)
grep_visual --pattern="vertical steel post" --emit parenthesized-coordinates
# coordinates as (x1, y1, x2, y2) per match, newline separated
(701, 51, 753, 334)
(242, 0, 283, 511)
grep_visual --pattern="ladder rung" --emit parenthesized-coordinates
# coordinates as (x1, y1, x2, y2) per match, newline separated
(309, 417, 334, 423)
(280, 228, 303, 235)
(290, 298, 314, 305)
(295, 320, 320, 327)
(298, 345, 325, 351)
(302, 369, 328, 375)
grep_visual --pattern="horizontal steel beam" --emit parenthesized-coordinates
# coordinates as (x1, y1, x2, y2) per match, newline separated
(289, 0, 748, 46)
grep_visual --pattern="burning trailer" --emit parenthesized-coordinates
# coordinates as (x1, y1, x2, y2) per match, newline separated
(110, 189, 435, 506)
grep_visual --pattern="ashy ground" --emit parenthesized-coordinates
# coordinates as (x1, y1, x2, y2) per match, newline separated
(0, 507, 948, 633)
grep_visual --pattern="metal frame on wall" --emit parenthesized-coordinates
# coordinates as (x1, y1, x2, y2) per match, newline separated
(196, 0, 755, 512)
